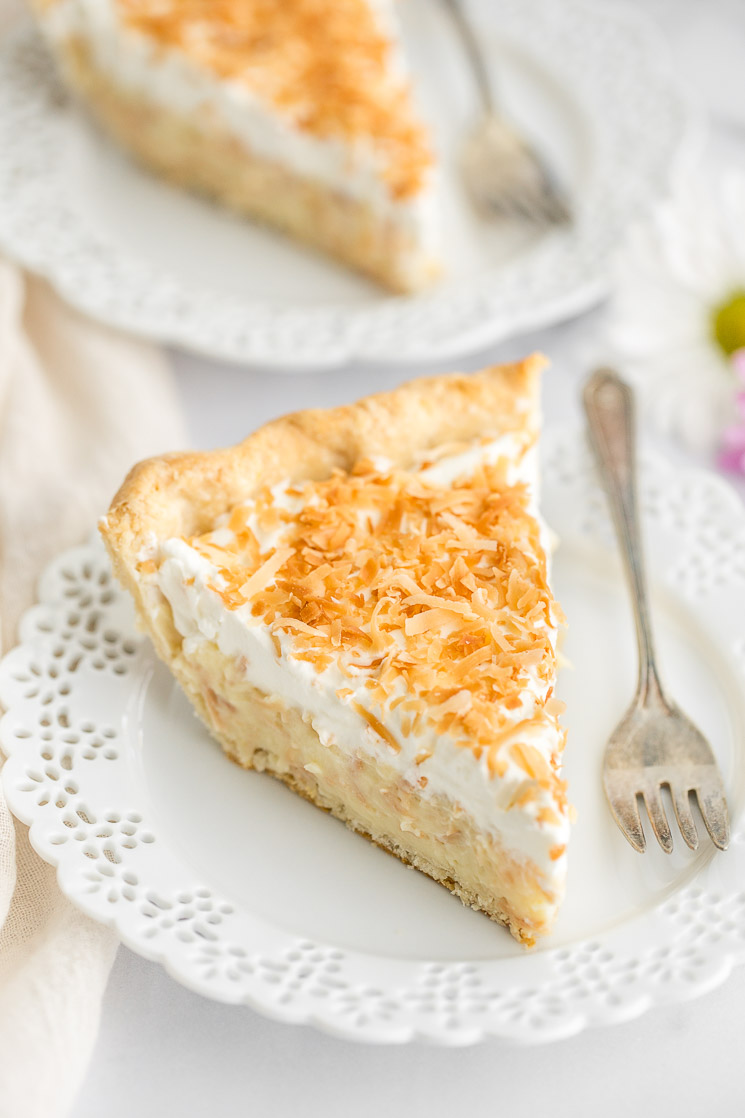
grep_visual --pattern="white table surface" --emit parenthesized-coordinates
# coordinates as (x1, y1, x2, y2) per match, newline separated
(71, 3, 745, 1114)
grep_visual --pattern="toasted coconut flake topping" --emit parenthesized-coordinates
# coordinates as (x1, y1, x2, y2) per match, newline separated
(177, 450, 566, 798)
(117, 0, 432, 199)
(237, 546, 295, 600)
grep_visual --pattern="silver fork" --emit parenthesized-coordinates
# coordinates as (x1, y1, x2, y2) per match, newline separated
(583, 368, 730, 854)
(441, 0, 571, 226)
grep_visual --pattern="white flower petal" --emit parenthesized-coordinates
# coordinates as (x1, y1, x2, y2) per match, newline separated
(606, 170, 745, 454)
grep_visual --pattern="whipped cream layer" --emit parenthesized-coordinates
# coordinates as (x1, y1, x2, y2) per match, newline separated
(37, 0, 438, 244)
(151, 435, 569, 885)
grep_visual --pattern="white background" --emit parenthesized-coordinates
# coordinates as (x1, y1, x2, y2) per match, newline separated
(71, 2, 745, 1114)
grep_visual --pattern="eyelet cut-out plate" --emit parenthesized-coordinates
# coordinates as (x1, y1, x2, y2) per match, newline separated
(1, 436, 744, 1045)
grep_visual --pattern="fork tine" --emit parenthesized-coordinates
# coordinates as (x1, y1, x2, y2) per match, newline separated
(509, 188, 555, 226)
(531, 176, 572, 226)
(605, 781, 646, 852)
(476, 173, 569, 227)
(694, 778, 730, 851)
(669, 784, 699, 851)
(642, 786, 674, 854)
(539, 190, 571, 227)
(482, 185, 536, 222)
(506, 181, 566, 227)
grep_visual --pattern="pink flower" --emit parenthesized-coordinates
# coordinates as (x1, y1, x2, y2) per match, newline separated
(717, 348, 745, 474)
(733, 349, 745, 381)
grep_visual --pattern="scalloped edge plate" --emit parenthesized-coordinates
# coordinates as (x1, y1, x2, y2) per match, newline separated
(2, 435, 744, 1045)
(0, 0, 699, 369)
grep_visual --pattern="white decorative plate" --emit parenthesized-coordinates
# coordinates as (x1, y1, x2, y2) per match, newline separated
(2, 437, 744, 1045)
(0, 1, 696, 369)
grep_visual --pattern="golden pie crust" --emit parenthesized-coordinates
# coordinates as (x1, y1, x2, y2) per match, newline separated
(101, 357, 568, 943)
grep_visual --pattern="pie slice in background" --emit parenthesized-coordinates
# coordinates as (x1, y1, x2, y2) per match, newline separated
(31, 0, 440, 292)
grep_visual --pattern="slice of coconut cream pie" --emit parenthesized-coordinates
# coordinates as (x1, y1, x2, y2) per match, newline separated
(31, 0, 440, 292)
(101, 358, 569, 943)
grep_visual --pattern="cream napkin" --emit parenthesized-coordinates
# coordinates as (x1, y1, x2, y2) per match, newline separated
(0, 259, 186, 1118)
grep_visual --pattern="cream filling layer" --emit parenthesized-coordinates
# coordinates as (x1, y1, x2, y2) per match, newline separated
(153, 438, 568, 887)
(37, 0, 438, 250)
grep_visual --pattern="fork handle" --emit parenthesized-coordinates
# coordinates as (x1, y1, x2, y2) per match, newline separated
(441, 0, 495, 113)
(583, 369, 666, 705)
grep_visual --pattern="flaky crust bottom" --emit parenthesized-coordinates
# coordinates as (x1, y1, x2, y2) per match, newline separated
(158, 634, 559, 944)
(241, 757, 540, 945)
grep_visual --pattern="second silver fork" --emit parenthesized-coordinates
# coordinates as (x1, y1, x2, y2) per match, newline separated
(441, 0, 571, 227)
(584, 369, 730, 854)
